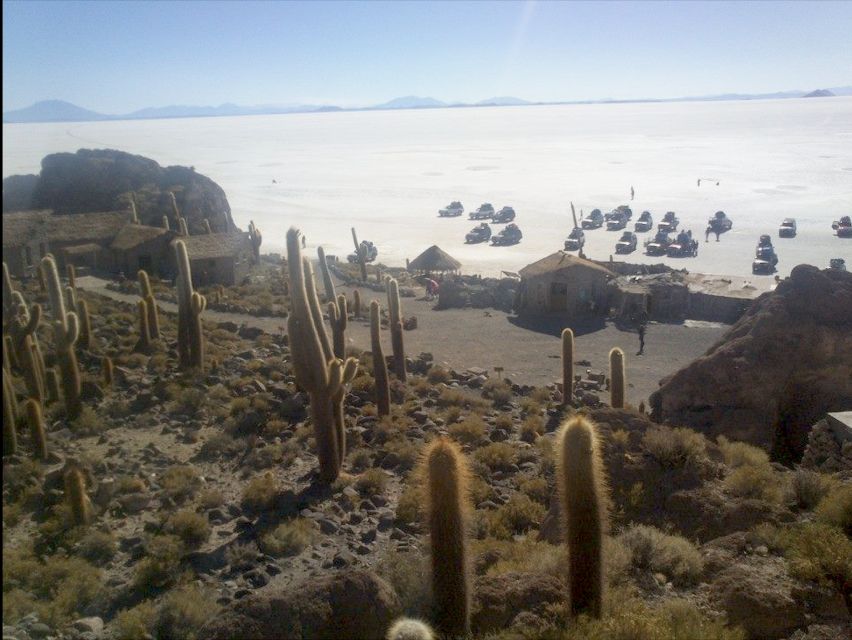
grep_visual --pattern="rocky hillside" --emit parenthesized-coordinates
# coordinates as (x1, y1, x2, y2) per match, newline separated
(2, 149, 236, 234)
(650, 265, 852, 462)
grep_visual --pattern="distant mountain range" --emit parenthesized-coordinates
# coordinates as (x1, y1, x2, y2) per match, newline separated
(4, 87, 851, 123)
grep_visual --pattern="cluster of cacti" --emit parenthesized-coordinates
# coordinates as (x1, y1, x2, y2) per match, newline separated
(370, 301, 390, 417)
(138, 270, 160, 340)
(562, 328, 574, 406)
(558, 415, 608, 618)
(386, 278, 407, 381)
(317, 246, 336, 302)
(63, 462, 93, 526)
(609, 347, 625, 409)
(3, 369, 17, 455)
(287, 228, 358, 483)
(328, 294, 348, 360)
(351, 227, 368, 281)
(424, 437, 471, 637)
(6, 291, 45, 405)
(249, 220, 262, 263)
(42, 255, 82, 418)
(174, 241, 206, 370)
(25, 398, 48, 460)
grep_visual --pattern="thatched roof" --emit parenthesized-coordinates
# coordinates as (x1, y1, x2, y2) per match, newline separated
(519, 252, 615, 279)
(173, 232, 252, 260)
(110, 224, 173, 251)
(45, 211, 131, 244)
(2, 210, 52, 247)
(409, 245, 461, 272)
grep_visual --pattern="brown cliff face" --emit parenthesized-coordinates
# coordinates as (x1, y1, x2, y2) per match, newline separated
(650, 265, 852, 462)
(3, 149, 237, 234)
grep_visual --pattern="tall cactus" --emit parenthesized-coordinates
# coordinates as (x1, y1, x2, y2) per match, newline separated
(102, 357, 114, 387)
(557, 416, 608, 618)
(178, 218, 189, 237)
(42, 255, 82, 418)
(3, 369, 17, 456)
(66, 264, 77, 292)
(562, 328, 574, 407)
(2, 335, 11, 373)
(25, 399, 48, 460)
(45, 367, 61, 404)
(351, 227, 368, 281)
(352, 289, 361, 318)
(64, 463, 92, 526)
(370, 301, 390, 417)
(138, 270, 159, 339)
(135, 299, 153, 352)
(129, 198, 139, 224)
(162, 216, 170, 230)
(424, 437, 471, 637)
(65, 285, 77, 313)
(386, 278, 407, 381)
(203, 219, 212, 234)
(286, 228, 358, 482)
(174, 240, 205, 370)
(7, 294, 44, 406)
(249, 221, 262, 263)
(609, 347, 625, 409)
(19, 336, 45, 406)
(328, 295, 348, 360)
(76, 299, 92, 350)
(2, 262, 15, 323)
(316, 246, 336, 302)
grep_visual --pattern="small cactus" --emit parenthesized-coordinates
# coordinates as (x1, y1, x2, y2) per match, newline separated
(386, 278, 406, 381)
(138, 269, 153, 298)
(562, 328, 574, 406)
(557, 415, 608, 618)
(64, 463, 93, 526)
(76, 299, 92, 350)
(162, 215, 170, 230)
(328, 294, 348, 360)
(135, 299, 152, 352)
(424, 437, 471, 637)
(3, 369, 18, 455)
(102, 357, 114, 387)
(351, 227, 368, 281)
(145, 294, 160, 340)
(317, 246, 336, 302)
(249, 221, 262, 263)
(352, 289, 361, 318)
(203, 219, 212, 234)
(178, 218, 189, 237)
(386, 618, 435, 640)
(129, 198, 139, 224)
(609, 347, 625, 409)
(65, 285, 77, 313)
(25, 399, 48, 460)
(66, 264, 77, 291)
(370, 301, 390, 417)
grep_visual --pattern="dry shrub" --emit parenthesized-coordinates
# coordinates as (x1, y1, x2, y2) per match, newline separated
(159, 465, 201, 502)
(617, 523, 704, 586)
(520, 415, 544, 443)
(167, 510, 211, 548)
(484, 493, 546, 539)
(259, 519, 316, 557)
(724, 462, 786, 504)
(449, 416, 487, 445)
(427, 366, 452, 384)
(241, 473, 278, 514)
(643, 426, 708, 469)
(133, 535, 184, 591)
(475, 442, 518, 471)
(355, 468, 388, 496)
(717, 436, 768, 468)
(815, 483, 852, 534)
(790, 468, 835, 510)
(154, 583, 219, 640)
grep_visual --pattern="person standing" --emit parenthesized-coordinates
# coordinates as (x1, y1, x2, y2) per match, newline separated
(630, 186, 635, 200)
(636, 308, 648, 356)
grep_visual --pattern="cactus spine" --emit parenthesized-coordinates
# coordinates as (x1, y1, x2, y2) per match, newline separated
(45, 367, 61, 404)
(424, 437, 470, 637)
(286, 228, 358, 482)
(102, 357, 114, 387)
(64, 464, 92, 526)
(76, 299, 92, 350)
(609, 347, 625, 409)
(562, 328, 574, 406)
(174, 240, 205, 370)
(248, 221, 262, 263)
(3, 369, 17, 455)
(386, 619, 435, 640)
(328, 295, 348, 360)
(370, 301, 390, 417)
(557, 416, 608, 618)
(138, 270, 159, 339)
(351, 227, 368, 281)
(25, 399, 48, 460)
(352, 289, 361, 318)
(316, 246, 336, 302)
(42, 255, 82, 418)
(386, 278, 407, 381)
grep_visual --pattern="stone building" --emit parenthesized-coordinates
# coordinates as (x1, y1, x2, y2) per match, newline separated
(516, 252, 615, 316)
(2, 210, 51, 276)
(45, 210, 132, 271)
(108, 223, 176, 277)
(172, 231, 253, 286)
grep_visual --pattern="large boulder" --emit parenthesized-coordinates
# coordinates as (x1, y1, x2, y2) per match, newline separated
(650, 265, 852, 461)
(3, 148, 236, 234)
(201, 569, 401, 640)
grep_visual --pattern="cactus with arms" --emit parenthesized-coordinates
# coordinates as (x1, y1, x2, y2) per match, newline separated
(42, 256, 82, 418)
(174, 240, 206, 370)
(328, 294, 348, 360)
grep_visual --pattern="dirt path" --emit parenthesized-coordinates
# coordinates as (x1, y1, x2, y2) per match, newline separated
(78, 275, 727, 406)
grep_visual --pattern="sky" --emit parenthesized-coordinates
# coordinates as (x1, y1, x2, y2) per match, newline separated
(3, 0, 852, 113)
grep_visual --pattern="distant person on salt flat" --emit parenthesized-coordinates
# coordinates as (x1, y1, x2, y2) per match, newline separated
(697, 178, 701, 187)
(630, 186, 635, 200)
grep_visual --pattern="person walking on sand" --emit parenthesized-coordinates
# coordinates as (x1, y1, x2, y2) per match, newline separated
(636, 309, 648, 356)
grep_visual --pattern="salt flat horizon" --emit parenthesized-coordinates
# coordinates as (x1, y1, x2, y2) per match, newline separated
(4, 97, 851, 279)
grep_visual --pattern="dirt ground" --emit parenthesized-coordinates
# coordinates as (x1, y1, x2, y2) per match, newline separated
(78, 275, 727, 406)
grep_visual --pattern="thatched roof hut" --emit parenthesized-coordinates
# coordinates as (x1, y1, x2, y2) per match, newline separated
(408, 245, 461, 274)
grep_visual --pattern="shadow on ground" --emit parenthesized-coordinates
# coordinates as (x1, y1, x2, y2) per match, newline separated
(507, 314, 606, 337)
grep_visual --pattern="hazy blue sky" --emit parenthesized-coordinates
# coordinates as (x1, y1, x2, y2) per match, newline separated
(3, 0, 851, 113)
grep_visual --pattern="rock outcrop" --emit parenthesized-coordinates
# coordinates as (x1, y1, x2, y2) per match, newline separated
(2, 148, 236, 234)
(650, 265, 852, 462)
(200, 569, 401, 640)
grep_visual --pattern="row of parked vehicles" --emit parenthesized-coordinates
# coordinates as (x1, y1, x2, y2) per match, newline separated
(439, 201, 524, 246)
